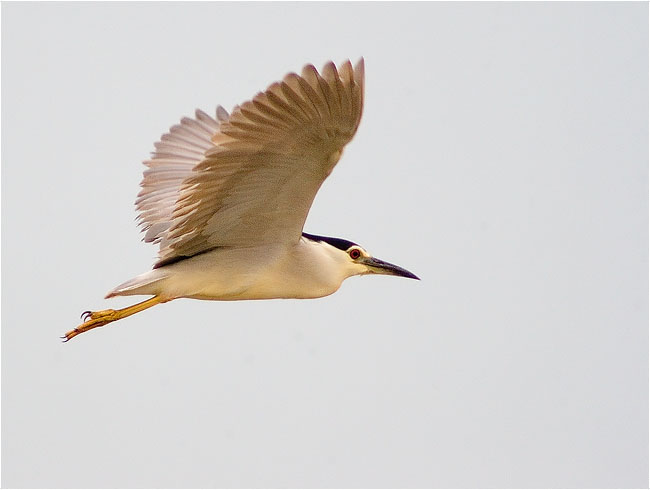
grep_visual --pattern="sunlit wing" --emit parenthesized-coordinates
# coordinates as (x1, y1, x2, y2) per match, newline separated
(136, 58, 365, 267)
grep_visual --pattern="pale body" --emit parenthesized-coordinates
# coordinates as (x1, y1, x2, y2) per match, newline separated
(110, 238, 363, 301)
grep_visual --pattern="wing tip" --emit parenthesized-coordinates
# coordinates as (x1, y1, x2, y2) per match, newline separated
(216, 105, 229, 121)
(354, 57, 365, 89)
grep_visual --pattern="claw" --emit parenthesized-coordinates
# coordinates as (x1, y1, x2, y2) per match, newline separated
(65, 296, 163, 342)
(61, 327, 81, 342)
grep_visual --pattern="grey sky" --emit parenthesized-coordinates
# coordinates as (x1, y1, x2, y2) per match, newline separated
(2, 2, 648, 488)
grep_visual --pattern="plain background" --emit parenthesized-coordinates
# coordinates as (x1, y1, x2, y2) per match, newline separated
(2, 2, 648, 488)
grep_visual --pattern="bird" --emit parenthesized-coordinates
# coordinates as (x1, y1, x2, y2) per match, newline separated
(63, 58, 419, 342)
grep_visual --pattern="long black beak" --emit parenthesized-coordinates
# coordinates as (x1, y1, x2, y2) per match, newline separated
(361, 257, 420, 280)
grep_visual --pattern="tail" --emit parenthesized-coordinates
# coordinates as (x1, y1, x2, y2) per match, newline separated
(105, 269, 169, 299)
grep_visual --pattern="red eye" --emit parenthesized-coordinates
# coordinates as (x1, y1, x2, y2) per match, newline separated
(349, 248, 361, 259)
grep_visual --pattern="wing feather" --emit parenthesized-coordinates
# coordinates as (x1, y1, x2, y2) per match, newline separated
(135, 108, 224, 244)
(136, 59, 365, 266)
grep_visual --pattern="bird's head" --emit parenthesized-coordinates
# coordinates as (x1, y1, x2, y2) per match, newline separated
(302, 233, 420, 281)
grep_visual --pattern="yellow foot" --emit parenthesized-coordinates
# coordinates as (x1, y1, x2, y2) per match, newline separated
(62, 296, 164, 342)
(62, 309, 119, 342)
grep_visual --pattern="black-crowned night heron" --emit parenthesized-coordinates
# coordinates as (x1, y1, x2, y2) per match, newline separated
(63, 58, 419, 342)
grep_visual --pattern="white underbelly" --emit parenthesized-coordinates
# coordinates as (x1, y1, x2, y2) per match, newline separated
(159, 243, 343, 301)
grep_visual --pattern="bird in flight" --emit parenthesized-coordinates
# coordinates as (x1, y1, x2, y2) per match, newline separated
(63, 58, 418, 342)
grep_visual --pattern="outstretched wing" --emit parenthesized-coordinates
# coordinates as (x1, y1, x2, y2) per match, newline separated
(135, 106, 229, 245)
(136, 58, 365, 267)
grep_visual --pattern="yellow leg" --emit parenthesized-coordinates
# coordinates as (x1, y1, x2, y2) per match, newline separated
(62, 296, 164, 342)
